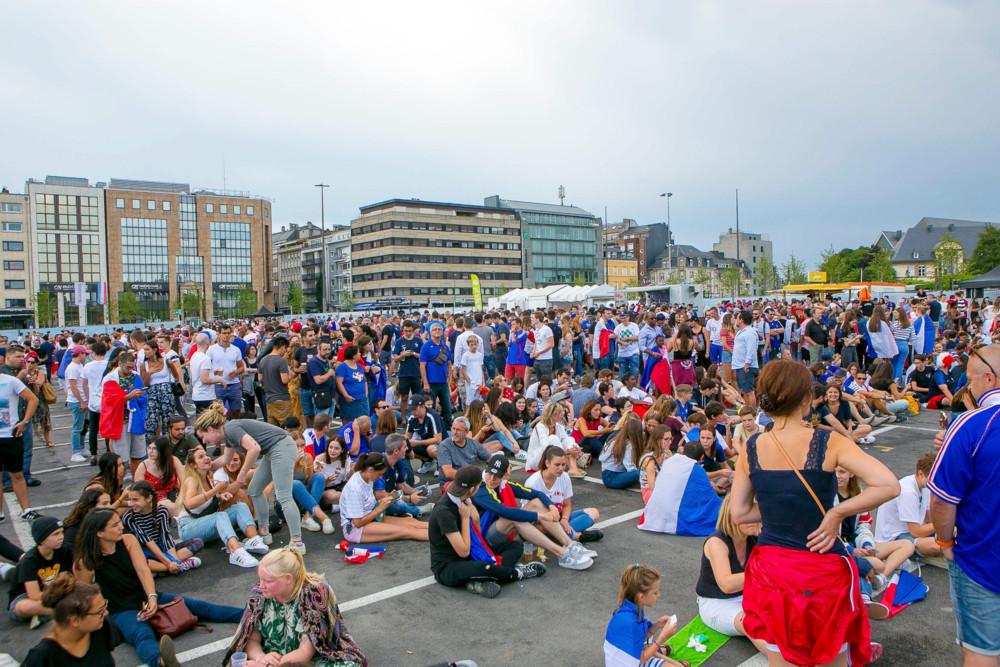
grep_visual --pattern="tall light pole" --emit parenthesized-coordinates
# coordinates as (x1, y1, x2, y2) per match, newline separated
(315, 184, 329, 312)
(660, 192, 672, 278)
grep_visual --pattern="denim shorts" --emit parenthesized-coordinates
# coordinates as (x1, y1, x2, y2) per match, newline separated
(949, 558, 1000, 655)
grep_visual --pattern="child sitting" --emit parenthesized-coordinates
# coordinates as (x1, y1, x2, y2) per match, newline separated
(674, 384, 696, 420)
(123, 480, 203, 574)
(604, 564, 686, 667)
(8, 517, 72, 626)
(873, 451, 946, 565)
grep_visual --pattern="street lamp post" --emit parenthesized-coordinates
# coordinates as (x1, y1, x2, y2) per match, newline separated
(315, 184, 329, 312)
(660, 192, 672, 278)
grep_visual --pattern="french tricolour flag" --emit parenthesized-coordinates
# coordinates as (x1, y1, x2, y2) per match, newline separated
(865, 323, 899, 359)
(637, 455, 721, 536)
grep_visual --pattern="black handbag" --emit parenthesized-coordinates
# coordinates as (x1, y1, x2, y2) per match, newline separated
(171, 383, 185, 397)
(313, 386, 334, 410)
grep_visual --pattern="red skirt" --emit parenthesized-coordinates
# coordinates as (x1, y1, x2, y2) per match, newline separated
(743, 544, 871, 666)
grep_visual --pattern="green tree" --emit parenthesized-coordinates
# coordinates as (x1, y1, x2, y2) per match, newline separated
(966, 223, 1000, 275)
(116, 287, 143, 324)
(235, 285, 258, 317)
(35, 289, 56, 328)
(183, 288, 204, 318)
(626, 278, 640, 288)
(753, 255, 780, 294)
(287, 283, 304, 314)
(572, 272, 587, 287)
(494, 284, 508, 297)
(339, 289, 355, 311)
(779, 254, 808, 285)
(862, 246, 897, 282)
(934, 232, 965, 290)
(719, 267, 743, 297)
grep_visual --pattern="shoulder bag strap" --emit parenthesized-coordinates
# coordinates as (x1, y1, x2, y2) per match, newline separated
(768, 431, 827, 517)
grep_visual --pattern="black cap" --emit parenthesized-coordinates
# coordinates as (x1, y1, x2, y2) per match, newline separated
(31, 516, 62, 545)
(447, 465, 483, 496)
(485, 453, 509, 477)
(408, 394, 425, 409)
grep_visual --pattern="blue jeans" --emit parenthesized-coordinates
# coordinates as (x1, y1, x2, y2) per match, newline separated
(214, 383, 243, 414)
(564, 509, 595, 539)
(177, 503, 255, 546)
(111, 594, 244, 667)
(595, 355, 613, 371)
(482, 354, 496, 381)
(69, 402, 87, 455)
(949, 558, 1000, 655)
(485, 431, 517, 453)
(427, 382, 453, 429)
(387, 499, 422, 518)
(573, 342, 585, 376)
(578, 436, 602, 456)
(892, 341, 909, 383)
(299, 387, 315, 416)
(291, 475, 326, 513)
(602, 468, 640, 489)
(338, 396, 368, 422)
(618, 354, 640, 380)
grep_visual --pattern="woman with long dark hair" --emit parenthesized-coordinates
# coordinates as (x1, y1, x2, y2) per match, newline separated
(85, 453, 128, 513)
(22, 573, 115, 667)
(139, 342, 174, 442)
(61, 487, 113, 553)
(72, 508, 244, 667)
(669, 323, 701, 388)
(133, 435, 184, 516)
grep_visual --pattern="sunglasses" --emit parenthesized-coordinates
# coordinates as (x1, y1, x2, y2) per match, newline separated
(970, 345, 996, 378)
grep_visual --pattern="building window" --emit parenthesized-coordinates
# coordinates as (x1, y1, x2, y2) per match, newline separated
(2, 241, 23, 251)
(147, 200, 156, 211)
(3, 260, 24, 270)
(132, 199, 140, 209)
(206, 203, 214, 213)
(264, 208, 269, 219)
(0, 202, 23, 213)
(247, 206, 254, 215)
(220, 204, 228, 214)
(121, 218, 169, 283)
(5, 299, 26, 308)
(116, 198, 125, 209)
(2, 222, 22, 232)
(917, 265, 926, 277)
(163, 201, 171, 211)
(234, 205, 241, 215)
(4, 280, 25, 289)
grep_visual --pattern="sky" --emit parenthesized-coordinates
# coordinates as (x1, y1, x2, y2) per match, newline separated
(3, 1, 999, 269)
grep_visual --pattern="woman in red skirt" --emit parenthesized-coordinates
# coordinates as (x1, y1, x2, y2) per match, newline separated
(730, 360, 900, 666)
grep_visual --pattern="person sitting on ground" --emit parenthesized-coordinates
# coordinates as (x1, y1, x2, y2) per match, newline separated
(178, 448, 269, 569)
(693, 427, 734, 493)
(638, 440, 723, 537)
(617, 373, 652, 403)
(639, 425, 673, 503)
(211, 449, 260, 519)
(133, 436, 185, 517)
(823, 384, 874, 445)
(908, 354, 954, 408)
(224, 548, 367, 667)
(873, 451, 946, 563)
(695, 494, 758, 638)
(123, 480, 203, 575)
(730, 406, 759, 458)
(466, 399, 522, 458)
(340, 453, 429, 544)
(436, 417, 491, 485)
(73, 508, 244, 667)
(84, 452, 129, 514)
(604, 564, 684, 667)
(405, 395, 441, 475)
(474, 453, 594, 570)
(337, 414, 372, 461)
(21, 572, 116, 667)
(165, 414, 202, 462)
(428, 465, 546, 599)
(674, 384, 696, 420)
(60, 488, 113, 554)
(525, 445, 603, 544)
(301, 413, 332, 457)
(702, 401, 738, 458)
(8, 517, 73, 625)
(287, 430, 336, 535)
(367, 409, 395, 454)
(599, 416, 643, 489)
(313, 435, 350, 510)
(571, 399, 614, 462)
(376, 434, 433, 519)
(525, 401, 585, 477)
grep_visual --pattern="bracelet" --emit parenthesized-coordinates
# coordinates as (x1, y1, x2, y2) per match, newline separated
(147, 593, 158, 599)
(935, 538, 955, 548)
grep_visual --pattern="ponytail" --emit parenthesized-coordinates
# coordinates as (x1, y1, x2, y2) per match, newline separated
(615, 564, 661, 612)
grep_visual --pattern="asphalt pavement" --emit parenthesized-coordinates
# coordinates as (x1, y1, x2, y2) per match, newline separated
(1, 391, 963, 667)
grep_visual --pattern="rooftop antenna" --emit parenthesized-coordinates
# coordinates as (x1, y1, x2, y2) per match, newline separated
(558, 185, 565, 206)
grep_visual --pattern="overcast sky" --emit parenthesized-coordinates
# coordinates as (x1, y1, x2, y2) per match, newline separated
(3, 1, 999, 267)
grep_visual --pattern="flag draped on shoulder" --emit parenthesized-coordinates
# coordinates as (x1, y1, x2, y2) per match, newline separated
(865, 323, 898, 359)
(638, 455, 721, 536)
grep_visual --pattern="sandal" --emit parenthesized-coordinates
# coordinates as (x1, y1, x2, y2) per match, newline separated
(46, 440, 55, 448)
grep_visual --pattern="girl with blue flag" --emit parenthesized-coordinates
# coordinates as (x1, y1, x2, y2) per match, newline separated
(604, 564, 686, 667)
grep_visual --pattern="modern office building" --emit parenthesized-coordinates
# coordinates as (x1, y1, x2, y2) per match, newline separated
(713, 228, 772, 278)
(485, 195, 602, 287)
(25, 176, 110, 327)
(0, 190, 33, 328)
(103, 179, 274, 321)
(351, 198, 522, 308)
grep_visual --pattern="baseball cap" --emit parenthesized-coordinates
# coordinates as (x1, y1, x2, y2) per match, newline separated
(832, 369, 847, 378)
(71, 345, 87, 356)
(31, 516, 63, 544)
(408, 394, 426, 409)
(655, 313, 666, 320)
(447, 465, 483, 496)
(485, 453, 509, 477)
(550, 390, 570, 403)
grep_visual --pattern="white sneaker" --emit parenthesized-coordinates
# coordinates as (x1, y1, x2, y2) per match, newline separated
(286, 541, 307, 555)
(557, 550, 593, 570)
(569, 541, 598, 559)
(330, 504, 340, 513)
(70, 453, 87, 463)
(229, 547, 259, 568)
(261, 532, 273, 545)
(243, 535, 269, 555)
(418, 503, 435, 517)
(301, 516, 322, 532)
(321, 518, 335, 534)
(514, 450, 528, 461)
(416, 461, 436, 475)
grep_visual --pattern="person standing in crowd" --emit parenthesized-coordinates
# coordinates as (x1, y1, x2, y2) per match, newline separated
(65, 346, 89, 463)
(138, 342, 176, 442)
(614, 312, 641, 381)
(189, 333, 216, 415)
(392, 319, 423, 422)
(335, 343, 368, 422)
(473, 312, 497, 381)
(99, 353, 147, 479)
(592, 308, 616, 371)
(1, 345, 42, 492)
(930, 344, 1000, 666)
(420, 322, 454, 431)
(291, 327, 318, 428)
(800, 308, 829, 365)
(731, 311, 759, 409)
(207, 324, 246, 420)
(530, 310, 556, 382)
(258, 336, 292, 426)
(82, 342, 109, 466)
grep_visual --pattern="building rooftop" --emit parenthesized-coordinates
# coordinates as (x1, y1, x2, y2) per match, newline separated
(890, 217, 994, 262)
(485, 195, 596, 218)
(108, 179, 191, 194)
(358, 198, 513, 215)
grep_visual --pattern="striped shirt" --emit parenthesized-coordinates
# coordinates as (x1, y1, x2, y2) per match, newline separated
(889, 320, 917, 343)
(123, 506, 175, 551)
(339, 471, 376, 529)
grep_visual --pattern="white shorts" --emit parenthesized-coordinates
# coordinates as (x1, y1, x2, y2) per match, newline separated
(697, 595, 744, 637)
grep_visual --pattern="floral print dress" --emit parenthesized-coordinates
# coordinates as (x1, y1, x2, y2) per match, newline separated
(258, 598, 360, 667)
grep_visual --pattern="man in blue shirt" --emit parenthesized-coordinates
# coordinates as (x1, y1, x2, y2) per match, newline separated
(306, 341, 336, 417)
(929, 344, 1000, 663)
(419, 322, 453, 431)
(392, 319, 423, 421)
(338, 415, 371, 461)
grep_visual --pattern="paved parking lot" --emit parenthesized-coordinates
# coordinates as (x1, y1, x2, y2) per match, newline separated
(1, 395, 963, 666)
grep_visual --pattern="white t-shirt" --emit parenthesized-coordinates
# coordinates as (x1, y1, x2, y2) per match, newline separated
(0, 374, 27, 437)
(614, 323, 640, 357)
(64, 361, 85, 404)
(82, 359, 108, 412)
(207, 343, 242, 387)
(705, 318, 722, 344)
(525, 470, 573, 513)
(454, 331, 481, 373)
(190, 351, 216, 402)
(459, 349, 485, 386)
(617, 385, 651, 402)
(533, 325, 554, 360)
(874, 474, 930, 543)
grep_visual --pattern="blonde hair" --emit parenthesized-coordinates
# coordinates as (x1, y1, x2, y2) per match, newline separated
(193, 401, 227, 435)
(540, 401, 563, 431)
(259, 548, 327, 601)
(716, 494, 740, 538)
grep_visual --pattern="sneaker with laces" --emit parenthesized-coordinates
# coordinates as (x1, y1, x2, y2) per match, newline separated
(69, 453, 88, 463)
(286, 541, 307, 555)
(243, 535, 269, 555)
(229, 547, 259, 568)
(180, 557, 202, 571)
(418, 503, 435, 517)
(557, 550, 593, 570)
(901, 558, 921, 576)
(0, 562, 15, 583)
(416, 460, 436, 475)
(301, 516, 322, 532)
(569, 541, 598, 559)
(578, 529, 604, 543)
(20, 510, 42, 522)
(514, 450, 528, 461)
(177, 538, 204, 553)
(465, 580, 501, 598)
(261, 532, 273, 545)
(322, 518, 336, 534)
(871, 573, 888, 597)
(515, 561, 547, 580)
(864, 597, 890, 620)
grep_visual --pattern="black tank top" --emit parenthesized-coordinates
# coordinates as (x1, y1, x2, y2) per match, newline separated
(95, 541, 149, 614)
(695, 530, 757, 599)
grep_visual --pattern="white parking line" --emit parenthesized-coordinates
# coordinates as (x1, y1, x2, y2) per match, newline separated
(735, 654, 767, 667)
(26, 499, 76, 512)
(31, 463, 91, 475)
(1, 492, 35, 549)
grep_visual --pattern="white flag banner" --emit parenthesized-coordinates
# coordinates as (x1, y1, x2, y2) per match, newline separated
(74, 281, 86, 306)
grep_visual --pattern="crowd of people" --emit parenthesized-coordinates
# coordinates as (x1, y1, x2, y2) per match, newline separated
(0, 287, 998, 666)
